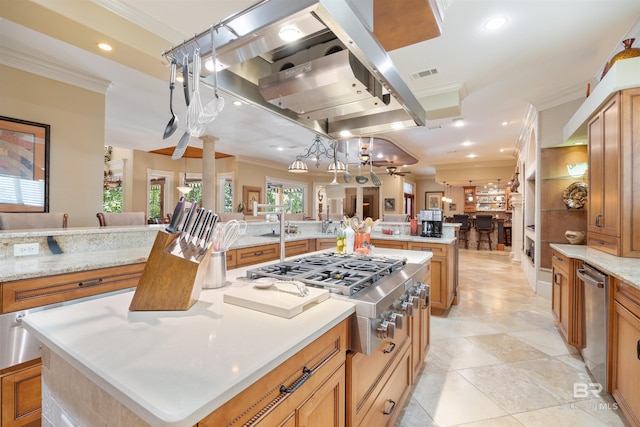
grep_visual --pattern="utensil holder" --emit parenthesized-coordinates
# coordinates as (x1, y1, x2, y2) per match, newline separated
(203, 251, 230, 289)
(129, 230, 212, 311)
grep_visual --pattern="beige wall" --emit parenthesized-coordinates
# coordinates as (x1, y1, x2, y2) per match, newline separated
(1, 65, 105, 227)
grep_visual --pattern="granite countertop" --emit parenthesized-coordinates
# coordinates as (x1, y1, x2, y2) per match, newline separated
(550, 244, 640, 290)
(21, 248, 430, 426)
(0, 227, 450, 282)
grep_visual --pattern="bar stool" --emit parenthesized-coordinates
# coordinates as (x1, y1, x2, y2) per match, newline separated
(453, 214, 470, 249)
(475, 215, 494, 250)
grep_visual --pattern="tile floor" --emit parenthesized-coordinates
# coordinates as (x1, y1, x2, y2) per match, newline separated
(395, 249, 630, 427)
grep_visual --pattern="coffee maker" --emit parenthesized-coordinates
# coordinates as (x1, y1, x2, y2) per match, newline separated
(420, 209, 443, 238)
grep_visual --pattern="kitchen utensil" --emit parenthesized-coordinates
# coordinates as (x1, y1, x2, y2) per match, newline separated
(199, 28, 225, 124)
(186, 49, 205, 137)
(162, 59, 179, 139)
(172, 54, 192, 160)
(355, 163, 368, 184)
(165, 196, 186, 233)
(212, 219, 247, 252)
(369, 137, 382, 187)
(343, 140, 351, 183)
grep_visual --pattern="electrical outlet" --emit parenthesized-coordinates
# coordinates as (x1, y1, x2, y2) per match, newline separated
(14, 243, 39, 256)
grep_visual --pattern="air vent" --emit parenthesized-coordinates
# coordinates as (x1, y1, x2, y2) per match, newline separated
(410, 68, 439, 80)
(428, 125, 442, 130)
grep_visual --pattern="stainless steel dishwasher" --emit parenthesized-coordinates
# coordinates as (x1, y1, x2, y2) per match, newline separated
(576, 262, 609, 388)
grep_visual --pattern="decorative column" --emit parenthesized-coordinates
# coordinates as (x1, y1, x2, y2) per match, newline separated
(200, 135, 218, 210)
(509, 192, 524, 263)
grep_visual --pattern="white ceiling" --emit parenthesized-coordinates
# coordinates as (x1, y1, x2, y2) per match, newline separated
(2, 0, 640, 186)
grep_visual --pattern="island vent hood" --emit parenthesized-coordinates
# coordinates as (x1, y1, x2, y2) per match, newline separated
(163, 0, 436, 139)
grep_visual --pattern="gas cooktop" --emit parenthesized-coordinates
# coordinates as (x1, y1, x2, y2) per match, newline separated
(245, 253, 407, 296)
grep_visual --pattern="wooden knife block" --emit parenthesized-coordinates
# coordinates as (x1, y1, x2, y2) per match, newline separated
(129, 229, 212, 311)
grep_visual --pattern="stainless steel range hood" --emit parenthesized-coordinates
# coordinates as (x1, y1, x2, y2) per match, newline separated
(163, 0, 428, 139)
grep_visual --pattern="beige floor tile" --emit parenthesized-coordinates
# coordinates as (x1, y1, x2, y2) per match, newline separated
(511, 402, 623, 427)
(395, 397, 437, 427)
(465, 334, 547, 363)
(508, 328, 579, 356)
(412, 371, 508, 426)
(427, 337, 503, 370)
(453, 415, 526, 427)
(458, 363, 567, 413)
(430, 316, 503, 340)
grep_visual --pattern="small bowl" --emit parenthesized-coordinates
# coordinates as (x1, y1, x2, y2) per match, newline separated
(565, 230, 585, 245)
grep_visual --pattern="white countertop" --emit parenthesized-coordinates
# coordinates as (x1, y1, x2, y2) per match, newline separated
(550, 244, 640, 290)
(21, 248, 429, 426)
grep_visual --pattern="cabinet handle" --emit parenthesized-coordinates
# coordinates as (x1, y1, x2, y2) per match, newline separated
(383, 399, 397, 416)
(279, 366, 312, 394)
(78, 278, 103, 287)
(254, 250, 263, 256)
(637, 340, 640, 360)
(383, 342, 396, 354)
(422, 296, 429, 310)
(595, 214, 603, 228)
(554, 273, 561, 285)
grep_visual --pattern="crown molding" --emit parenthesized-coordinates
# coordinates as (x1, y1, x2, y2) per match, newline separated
(0, 46, 113, 94)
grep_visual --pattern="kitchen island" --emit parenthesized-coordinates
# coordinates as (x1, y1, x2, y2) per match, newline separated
(21, 247, 431, 426)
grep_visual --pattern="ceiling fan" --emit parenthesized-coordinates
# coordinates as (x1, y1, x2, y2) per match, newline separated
(386, 166, 411, 177)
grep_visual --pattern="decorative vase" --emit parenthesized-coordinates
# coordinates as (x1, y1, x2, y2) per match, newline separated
(602, 38, 640, 79)
(564, 230, 585, 245)
(510, 172, 520, 193)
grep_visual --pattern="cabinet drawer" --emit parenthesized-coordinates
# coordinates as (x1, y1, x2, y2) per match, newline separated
(407, 242, 446, 256)
(285, 239, 311, 257)
(551, 249, 569, 273)
(235, 244, 280, 268)
(358, 343, 411, 427)
(316, 238, 337, 250)
(1, 263, 144, 313)
(587, 233, 619, 256)
(226, 250, 237, 270)
(348, 330, 409, 427)
(370, 239, 407, 250)
(199, 319, 348, 426)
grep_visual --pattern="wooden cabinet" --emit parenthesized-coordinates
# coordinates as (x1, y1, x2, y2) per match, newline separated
(411, 265, 431, 382)
(198, 319, 348, 427)
(347, 333, 410, 427)
(369, 239, 407, 250)
(1, 263, 144, 313)
(611, 279, 640, 427)
(315, 238, 337, 251)
(1, 362, 41, 427)
(463, 186, 476, 213)
(550, 250, 583, 348)
(234, 243, 280, 268)
(406, 242, 454, 315)
(587, 88, 640, 257)
(285, 239, 312, 258)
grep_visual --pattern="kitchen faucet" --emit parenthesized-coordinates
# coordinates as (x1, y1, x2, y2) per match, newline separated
(253, 201, 292, 262)
(322, 217, 333, 233)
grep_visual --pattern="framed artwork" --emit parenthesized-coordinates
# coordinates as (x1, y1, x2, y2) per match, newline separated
(425, 192, 443, 210)
(0, 116, 50, 212)
(243, 185, 262, 214)
(449, 203, 457, 211)
(384, 198, 395, 211)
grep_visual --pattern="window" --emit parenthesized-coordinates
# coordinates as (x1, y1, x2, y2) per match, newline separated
(266, 177, 306, 213)
(218, 173, 234, 213)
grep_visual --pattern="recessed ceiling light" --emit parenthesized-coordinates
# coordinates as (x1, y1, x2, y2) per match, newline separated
(462, 141, 473, 147)
(502, 121, 508, 126)
(204, 59, 225, 72)
(452, 118, 465, 127)
(391, 122, 404, 130)
(483, 17, 507, 31)
(279, 26, 301, 41)
(97, 42, 112, 51)
(277, 147, 284, 151)
(233, 100, 242, 106)
(467, 154, 477, 158)
(339, 130, 352, 137)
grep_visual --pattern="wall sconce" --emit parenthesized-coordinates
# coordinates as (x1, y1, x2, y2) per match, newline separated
(567, 162, 588, 178)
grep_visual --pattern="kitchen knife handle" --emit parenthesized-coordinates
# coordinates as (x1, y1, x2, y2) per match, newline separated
(188, 208, 205, 238)
(197, 211, 213, 242)
(166, 197, 186, 233)
(179, 201, 198, 234)
(204, 213, 219, 244)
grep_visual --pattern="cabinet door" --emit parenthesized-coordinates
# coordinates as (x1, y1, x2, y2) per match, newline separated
(297, 364, 345, 427)
(1, 364, 41, 427)
(369, 239, 407, 250)
(588, 94, 620, 238)
(611, 300, 640, 426)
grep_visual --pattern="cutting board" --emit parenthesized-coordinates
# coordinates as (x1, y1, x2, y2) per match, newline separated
(223, 282, 330, 318)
